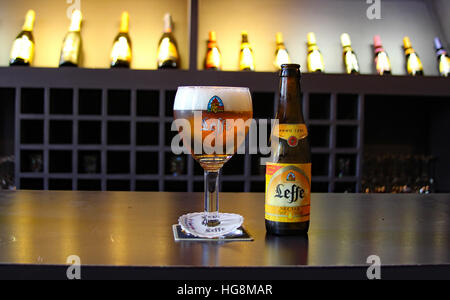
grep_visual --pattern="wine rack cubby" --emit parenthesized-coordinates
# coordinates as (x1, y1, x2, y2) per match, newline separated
(1, 68, 449, 192)
(8, 70, 363, 192)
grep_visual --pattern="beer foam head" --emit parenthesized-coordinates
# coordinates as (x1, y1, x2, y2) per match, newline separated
(174, 86, 252, 111)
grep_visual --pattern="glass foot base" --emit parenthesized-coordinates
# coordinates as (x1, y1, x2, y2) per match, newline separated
(173, 224, 253, 242)
(177, 212, 247, 239)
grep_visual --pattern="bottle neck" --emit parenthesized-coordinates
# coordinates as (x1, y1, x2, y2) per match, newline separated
(276, 33, 284, 46)
(208, 32, 217, 48)
(207, 40, 217, 49)
(22, 12, 35, 31)
(119, 13, 129, 33)
(164, 15, 173, 33)
(404, 47, 415, 56)
(307, 43, 318, 52)
(342, 45, 352, 52)
(277, 75, 304, 123)
(436, 48, 446, 57)
(69, 11, 82, 32)
(374, 45, 385, 54)
(276, 41, 286, 49)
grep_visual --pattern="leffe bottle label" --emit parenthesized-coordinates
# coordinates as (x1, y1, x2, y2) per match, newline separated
(265, 163, 311, 223)
(272, 124, 308, 147)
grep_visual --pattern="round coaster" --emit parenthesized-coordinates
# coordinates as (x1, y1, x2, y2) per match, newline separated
(178, 212, 244, 238)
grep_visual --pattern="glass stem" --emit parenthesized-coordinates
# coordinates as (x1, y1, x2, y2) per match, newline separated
(204, 170, 220, 227)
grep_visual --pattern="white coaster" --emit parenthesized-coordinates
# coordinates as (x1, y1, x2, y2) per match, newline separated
(172, 225, 253, 242)
(178, 212, 244, 239)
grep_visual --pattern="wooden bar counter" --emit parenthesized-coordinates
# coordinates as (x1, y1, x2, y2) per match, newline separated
(0, 191, 449, 279)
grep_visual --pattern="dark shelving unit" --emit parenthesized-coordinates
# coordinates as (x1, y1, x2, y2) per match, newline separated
(1, 67, 449, 192)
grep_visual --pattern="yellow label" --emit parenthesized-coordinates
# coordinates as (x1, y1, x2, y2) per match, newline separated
(157, 37, 178, 62)
(265, 163, 311, 223)
(376, 52, 391, 75)
(438, 56, 449, 77)
(240, 46, 254, 70)
(61, 33, 81, 63)
(344, 51, 359, 74)
(274, 48, 290, 69)
(407, 53, 423, 74)
(111, 37, 132, 62)
(272, 124, 308, 147)
(206, 47, 222, 69)
(10, 36, 34, 63)
(307, 50, 324, 72)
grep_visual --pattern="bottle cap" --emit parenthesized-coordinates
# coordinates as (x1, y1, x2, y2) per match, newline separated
(209, 31, 216, 42)
(23, 10, 36, 31)
(340, 33, 351, 47)
(374, 35, 383, 47)
(69, 9, 82, 32)
(163, 13, 173, 33)
(276, 32, 284, 44)
(280, 63, 301, 77)
(403, 36, 412, 49)
(120, 11, 129, 33)
(434, 37, 442, 50)
(26, 9, 35, 21)
(307, 32, 316, 45)
(241, 31, 249, 43)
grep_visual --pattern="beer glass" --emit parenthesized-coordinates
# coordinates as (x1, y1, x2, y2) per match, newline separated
(173, 86, 253, 237)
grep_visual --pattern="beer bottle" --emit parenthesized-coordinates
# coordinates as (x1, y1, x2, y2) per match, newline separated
(265, 64, 311, 235)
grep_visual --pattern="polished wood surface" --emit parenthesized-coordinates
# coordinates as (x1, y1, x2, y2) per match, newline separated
(0, 191, 449, 270)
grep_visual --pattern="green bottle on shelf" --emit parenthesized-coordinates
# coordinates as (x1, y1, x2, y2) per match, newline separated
(274, 32, 291, 70)
(110, 12, 132, 68)
(9, 10, 35, 66)
(403, 36, 424, 76)
(306, 32, 324, 73)
(239, 31, 255, 71)
(373, 35, 391, 75)
(340, 33, 359, 74)
(157, 13, 180, 69)
(204, 31, 222, 70)
(434, 37, 450, 77)
(59, 10, 83, 67)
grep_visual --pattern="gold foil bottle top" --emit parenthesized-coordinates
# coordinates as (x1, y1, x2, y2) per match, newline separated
(23, 9, 36, 31)
(307, 32, 317, 45)
(209, 31, 217, 42)
(69, 9, 82, 32)
(119, 11, 129, 33)
(276, 32, 284, 45)
(403, 36, 412, 49)
(163, 13, 173, 33)
(241, 31, 249, 43)
(340, 33, 352, 48)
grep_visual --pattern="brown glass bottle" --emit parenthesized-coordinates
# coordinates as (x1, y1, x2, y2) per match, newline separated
(265, 64, 311, 235)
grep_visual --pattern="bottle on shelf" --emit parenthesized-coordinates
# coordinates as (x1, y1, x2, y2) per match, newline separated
(340, 33, 359, 74)
(266, 64, 311, 236)
(239, 31, 255, 71)
(204, 31, 222, 70)
(274, 32, 291, 70)
(59, 9, 82, 67)
(403, 36, 424, 76)
(157, 13, 180, 69)
(373, 35, 391, 75)
(434, 37, 449, 77)
(9, 10, 35, 66)
(110, 11, 132, 68)
(306, 32, 324, 73)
